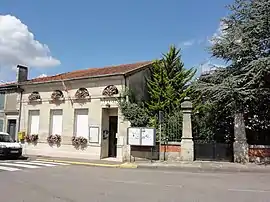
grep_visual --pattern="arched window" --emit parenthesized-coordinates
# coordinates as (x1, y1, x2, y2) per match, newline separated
(28, 91, 41, 101)
(75, 88, 90, 99)
(102, 85, 119, 96)
(51, 90, 64, 100)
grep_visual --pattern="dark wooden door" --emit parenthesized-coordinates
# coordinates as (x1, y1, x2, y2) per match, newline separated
(7, 119, 17, 141)
(109, 116, 118, 157)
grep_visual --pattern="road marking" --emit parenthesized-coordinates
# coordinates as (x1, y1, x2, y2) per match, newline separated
(36, 158, 120, 167)
(15, 161, 57, 167)
(32, 161, 70, 166)
(0, 165, 21, 171)
(0, 162, 41, 169)
(107, 179, 155, 186)
(100, 179, 182, 188)
(228, 188, 270, 193)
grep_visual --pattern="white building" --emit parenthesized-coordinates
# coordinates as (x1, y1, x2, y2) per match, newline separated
(0, 62, 152, 162)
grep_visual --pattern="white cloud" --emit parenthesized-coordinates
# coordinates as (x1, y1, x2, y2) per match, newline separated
(209, 20, 228, 45)
(36, 73, 47, 78)
(180, 38, 208, 49)
(0, 15, 60, 78)
(196, 60, 227, 77)
(182, 40, 195, 47)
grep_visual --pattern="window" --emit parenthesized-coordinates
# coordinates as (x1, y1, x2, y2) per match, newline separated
(0, 94, 5, 110)
(28, 110, 40, 135)
(0, 119, 3, 132)
(0, 133, 14, 142)
(50, 109, 63, 135)
(74, 109, 88, 138)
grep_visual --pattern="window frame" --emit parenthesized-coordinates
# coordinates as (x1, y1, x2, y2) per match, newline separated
(49, 109, 63, 136)
(73, 108, 89, 138)
(28, 110, 40, 135)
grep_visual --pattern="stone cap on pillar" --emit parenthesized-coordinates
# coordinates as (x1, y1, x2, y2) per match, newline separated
(181, 97, 193, 111)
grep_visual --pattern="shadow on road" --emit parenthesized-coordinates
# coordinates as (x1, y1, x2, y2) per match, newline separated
(0, 156, 29, 161)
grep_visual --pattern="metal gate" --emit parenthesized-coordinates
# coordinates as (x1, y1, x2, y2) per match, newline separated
(194, 140, 233, 162)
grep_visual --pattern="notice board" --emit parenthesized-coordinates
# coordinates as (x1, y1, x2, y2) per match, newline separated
(127, 127, 156, 146)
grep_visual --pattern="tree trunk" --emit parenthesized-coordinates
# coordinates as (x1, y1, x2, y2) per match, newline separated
(233, 112, 249, 163)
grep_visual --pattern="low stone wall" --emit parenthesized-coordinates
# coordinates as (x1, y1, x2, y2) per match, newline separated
(130, 145, 159, 161)
(130, 142, 181, 161)
(22, 136, 124, 161)
(160, 142, 181, 161)
(23, 142, 102, 160)
(249, 145, 270, 163)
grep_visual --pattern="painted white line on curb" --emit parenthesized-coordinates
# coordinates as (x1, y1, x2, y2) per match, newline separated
(0, 165, 21, 171)
(0, 162, 41, 169)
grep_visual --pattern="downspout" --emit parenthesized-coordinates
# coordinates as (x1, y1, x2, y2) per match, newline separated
(124, 75, 128, 102)
(123, 74, 130, 162)
(124, 75, 127, 89)
(16, 86, 23, 142)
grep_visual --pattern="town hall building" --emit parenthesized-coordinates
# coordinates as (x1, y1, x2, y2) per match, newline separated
(0, 61, 152, 162)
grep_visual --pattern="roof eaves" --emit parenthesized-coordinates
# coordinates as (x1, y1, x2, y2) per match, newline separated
(0, 84, 18, 90)
(21, 62, 154, 86)
(0, 86, 20, 94)
(123, 62, 153, 76)
(20, 72, 125, 86)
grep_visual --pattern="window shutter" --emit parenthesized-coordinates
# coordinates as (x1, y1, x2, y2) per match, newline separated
(0, 94, 5, 110)
(0, 119, 3, 131)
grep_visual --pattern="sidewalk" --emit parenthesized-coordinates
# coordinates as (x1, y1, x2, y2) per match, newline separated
(28, 155, 270, 173)
(135, 161, 270, 173)
(28, 155, 137, 168)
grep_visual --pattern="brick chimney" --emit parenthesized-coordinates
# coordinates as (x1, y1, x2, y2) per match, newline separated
(16, 65, 28, 83)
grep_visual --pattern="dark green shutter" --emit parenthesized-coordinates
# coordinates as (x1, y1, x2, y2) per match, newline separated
(0, 119, 3, 131)
(0, 94, 4, 110)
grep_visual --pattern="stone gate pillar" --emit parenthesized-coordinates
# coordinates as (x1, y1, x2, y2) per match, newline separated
(233, 112, 249, 163)
(180, 97, 194, 161)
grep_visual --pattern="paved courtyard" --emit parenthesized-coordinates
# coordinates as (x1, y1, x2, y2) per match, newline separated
(0, 160, 270, 202)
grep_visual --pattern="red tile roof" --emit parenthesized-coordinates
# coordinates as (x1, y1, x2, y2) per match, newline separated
(30, 61, 152, 83)
(0, 81, 17, 87)
(0, 61, 153, 87)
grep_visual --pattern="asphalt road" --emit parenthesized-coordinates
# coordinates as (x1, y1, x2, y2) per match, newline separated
(0, 161, 270, 202)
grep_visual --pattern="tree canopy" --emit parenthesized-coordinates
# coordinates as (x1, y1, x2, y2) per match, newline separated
(193, 0, 270, 151)
(147, 45, 196, 116)
(118, 45, 195, 138)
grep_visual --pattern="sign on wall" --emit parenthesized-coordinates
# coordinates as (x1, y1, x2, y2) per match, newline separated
(127, 127, 156, 146)
(89, 126, 99, 143)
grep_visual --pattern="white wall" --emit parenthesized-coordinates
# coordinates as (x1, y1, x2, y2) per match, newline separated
(20, 75, 129, 161)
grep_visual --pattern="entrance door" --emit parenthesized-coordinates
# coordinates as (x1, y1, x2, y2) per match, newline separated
(108, 116, 118, 157)
(7, 119, 17, 141)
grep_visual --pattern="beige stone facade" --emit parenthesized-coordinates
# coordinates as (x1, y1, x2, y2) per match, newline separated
(19, 66, 151, 162)
(0, 92, 19, 140)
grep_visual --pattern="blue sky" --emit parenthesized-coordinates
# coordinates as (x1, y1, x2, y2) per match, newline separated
(0, 0, 233, 81)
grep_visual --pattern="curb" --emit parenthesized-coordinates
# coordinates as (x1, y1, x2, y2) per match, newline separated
(36, 158, 138, 169)
(119, 162, 138, 169)
(34, 158, 270, 173)
(136, 164, 270, 173)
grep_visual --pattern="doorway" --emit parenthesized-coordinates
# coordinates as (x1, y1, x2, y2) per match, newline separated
(7, 119, 17, 141)
(108, 116, 118, 157)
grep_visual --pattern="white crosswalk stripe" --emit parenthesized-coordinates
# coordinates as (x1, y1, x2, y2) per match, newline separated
(15, 161, 57, 167)
(0, 162, 41, 168)
(0, 160, 71, 172)
(0, 165, 21, 171)
(31, 161, 70, 166)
